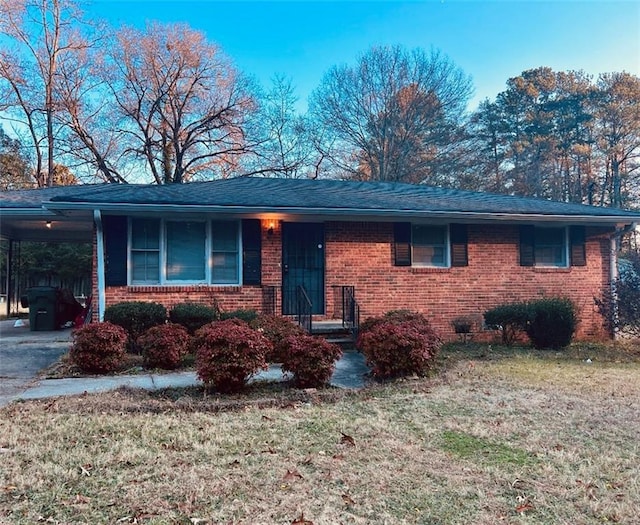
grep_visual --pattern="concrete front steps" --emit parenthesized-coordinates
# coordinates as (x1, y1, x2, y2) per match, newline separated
(311, 320, 357, 351)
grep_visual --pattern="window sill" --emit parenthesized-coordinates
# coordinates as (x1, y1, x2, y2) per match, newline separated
(532, 266, 571, 273)
(410, 266, 450, 273)
(128, 284, 242, 293)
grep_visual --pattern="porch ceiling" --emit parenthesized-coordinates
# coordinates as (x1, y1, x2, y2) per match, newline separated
(0, 214, 92, 242)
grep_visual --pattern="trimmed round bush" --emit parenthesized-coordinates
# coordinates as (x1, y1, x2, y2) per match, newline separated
(526, 297, 577, 349)
(193, 319, 271, 393)
(357, 311, 441, 379)
(281, 334, 343, 388)
(483, 302, 533, 345)
(104, 301, 167, 343)
(169, 302, 219, 334)
(70, 322, 128, 373)
(250, 314, 306, 363)
(137, 323, 191, 369)
(220, 309, 259, 324)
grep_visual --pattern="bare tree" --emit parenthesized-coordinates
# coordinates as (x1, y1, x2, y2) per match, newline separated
(103, 22, 258, 184)
(309, 45, 472, 182)
(0, 0, 90, 187)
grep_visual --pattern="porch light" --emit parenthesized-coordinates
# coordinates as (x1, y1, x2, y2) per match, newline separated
(265, 219, 278, 236)
(45, 221, 52, 229)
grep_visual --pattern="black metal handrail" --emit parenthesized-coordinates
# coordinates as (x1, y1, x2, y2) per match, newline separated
(341, 286, 360, 339)
(296, 284, 312, 334)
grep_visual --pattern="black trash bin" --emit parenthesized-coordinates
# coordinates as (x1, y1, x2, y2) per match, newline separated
(27, 286, 59, 331)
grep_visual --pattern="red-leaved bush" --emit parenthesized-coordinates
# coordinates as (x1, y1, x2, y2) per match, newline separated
(281, 334, 343, 388)
(137, 323, 191, 369)
(356, 312, 441, 379)
(193, 319, 271, 393)
(250, 314, 306, 363)
(70, 322, 128, 373)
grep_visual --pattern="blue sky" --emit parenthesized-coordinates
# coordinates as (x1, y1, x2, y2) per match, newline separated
(88, 0, 640, 112)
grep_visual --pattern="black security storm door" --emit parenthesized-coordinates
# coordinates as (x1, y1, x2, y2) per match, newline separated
(282, 222, 325, 315)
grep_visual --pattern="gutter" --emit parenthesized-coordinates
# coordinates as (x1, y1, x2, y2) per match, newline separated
(41, 201, 640, 224)
(609, 222, 637, 340)
(93, 210, 106, 322)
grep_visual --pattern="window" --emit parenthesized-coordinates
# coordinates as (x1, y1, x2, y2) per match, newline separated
(129, 219, 241, 285)
(167, 221, 206, 281)
(519, 225, 585, 268)
(535, 227, 567, 267)
(412, 225, 448, 267)
(211, 220, 239, 284)
(393, 222, 467, 268)
(131, 219, 160, 284)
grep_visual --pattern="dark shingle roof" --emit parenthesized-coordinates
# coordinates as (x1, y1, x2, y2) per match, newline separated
(3, 178, 640, 220)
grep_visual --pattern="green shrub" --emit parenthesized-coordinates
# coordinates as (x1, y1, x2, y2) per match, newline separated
(70, 322, 128, 373)
(250, 314, 306, 363)
(193, 319, 271, 393)
(220, 309, 259, 324)
(281, 335, 343, 388)
(357, 311, 441, 379)
(104, 301, 167, 345)
(526, 297, 577, 349)
(169, 302, 219, 334)
(483, 303, 532, 345)
(137, 323, 191, 370)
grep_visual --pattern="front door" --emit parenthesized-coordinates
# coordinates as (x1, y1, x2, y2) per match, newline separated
(282, 222, 325, 315)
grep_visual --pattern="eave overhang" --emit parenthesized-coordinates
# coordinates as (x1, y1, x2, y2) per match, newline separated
(41, 201, 640, 226)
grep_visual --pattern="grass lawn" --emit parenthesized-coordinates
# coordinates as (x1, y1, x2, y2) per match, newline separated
(1, 342, 639, 524)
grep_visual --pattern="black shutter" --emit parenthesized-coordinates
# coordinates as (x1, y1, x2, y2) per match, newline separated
(570, 225, 587, 267)
(519, 225, 535, 267)
(450, 224, 468, 267)
(393, 222, 411, 266)
(103, 215, 128, 286)
(242, 219, 262, 285)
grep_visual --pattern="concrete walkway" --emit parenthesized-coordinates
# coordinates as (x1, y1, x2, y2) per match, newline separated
(0, 319, 371, 406)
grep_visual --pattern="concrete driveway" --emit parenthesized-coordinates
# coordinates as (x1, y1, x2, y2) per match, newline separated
(0, 319, 72, 406)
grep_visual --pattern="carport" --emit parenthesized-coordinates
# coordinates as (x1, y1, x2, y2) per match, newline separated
(0, 186, 94, 320)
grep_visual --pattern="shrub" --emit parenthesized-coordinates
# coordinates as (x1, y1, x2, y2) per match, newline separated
(483, 303, 532, 345)
(359, 309, 432, 334)
(596, 253, 640, 338)
(250, 314, 306, 363)
(357, 311, 441, 379)
(526, 297, 577, 349)
(70, 322, 128, 373)
(137, 323, 191, 369)
(193, 319, 271, 393)
(169, 302, 219, 334)
(104, 301, 167, 345)
(220, 309, 259, 324)
(281, 334, 343, 388)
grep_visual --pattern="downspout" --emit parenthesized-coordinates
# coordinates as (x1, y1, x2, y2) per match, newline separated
(94, 210, 106, 322)
(609, 222, 637, 340)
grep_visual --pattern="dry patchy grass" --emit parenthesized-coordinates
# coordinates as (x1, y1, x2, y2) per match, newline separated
(1, 344, 639, 524)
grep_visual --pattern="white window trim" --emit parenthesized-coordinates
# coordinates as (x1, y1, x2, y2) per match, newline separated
(128, 218, 242, 286)
(534, 226, 569, 268)
(411, 224, 451, 268)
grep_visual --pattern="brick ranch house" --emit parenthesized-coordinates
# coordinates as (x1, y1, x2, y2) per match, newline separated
(2, 177, 639, 341)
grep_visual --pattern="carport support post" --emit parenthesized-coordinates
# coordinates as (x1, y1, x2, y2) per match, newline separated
(94, 210, 106, 322)
(4, 240, 12, 317)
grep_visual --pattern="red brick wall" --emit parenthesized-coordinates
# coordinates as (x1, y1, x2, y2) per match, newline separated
(325, 222, 612, 341)
(96, 219, 613, 341)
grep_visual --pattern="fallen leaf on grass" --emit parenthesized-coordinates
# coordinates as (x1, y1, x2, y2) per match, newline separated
(291, 513, 313, 524)
(515, 501, 534, 513)
(341, 494, 356, 505)
(340, 432, 355, 446)
(284, 469, 303, 481)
